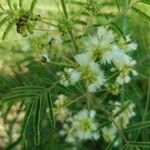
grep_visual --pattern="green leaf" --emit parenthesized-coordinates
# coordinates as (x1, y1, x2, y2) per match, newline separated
(139, 0, 150, 5)
(20, 102, 34, 140)
(33, 97, 42, 145)
(0, 93, 37, 103)
(47, 91, 55, 126)
(131, 7, 150, 21)
(115, 0, 121, 10)
(75, 20, 87, 26)
(10, 85, 43, 95)
(30, 0, 38, 13)
(12, 86, 44, 93)
(69, 1, 84, 5)
(110, 22, 126, 39)
(2, 21, 15, 40)
(129, 141, 150, 148)
(0, 16, 10, 28)
(124, 120, 150, 132)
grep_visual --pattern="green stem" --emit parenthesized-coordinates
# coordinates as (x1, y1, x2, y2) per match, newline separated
(143, 80, 150, 121)
(67, 29, 78, 53)
(60, 0, 78, 53)
(48, 61, 76, 67)
(60, 0, 68, 18)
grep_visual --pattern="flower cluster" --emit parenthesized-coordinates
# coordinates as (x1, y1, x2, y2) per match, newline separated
(52, 94, 71, 123)
(18, 25, 138, 148)
(58, 26, 137, 93)
(57, 68, 81, 87)
(112, 101, 136, 129)
(53, 95, 100, 144)
(102, 101, 135, 146)
(60, 109, 100, 144)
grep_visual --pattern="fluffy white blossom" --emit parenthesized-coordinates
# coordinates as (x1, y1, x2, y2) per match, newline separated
(53, 95, 71, 122)
(83, 27, 137, 85)
(102, 126, 118, 146)
(74, 52, 92, 66)
(58, 52, 106, 92)
(60, 109, 100, 143)
(57, 68, 81, 86)
(69, 69, 81, 84)
(125, 35, 138, 52)
(72, 109, 100, 140)
(75, 53, 106, 92)
(54, 94, 68, 107)
(84, 26, 115, 62)
(107, 45, 138, 84)
(58, 26, 137, 89)
(127, 42, 137, 52)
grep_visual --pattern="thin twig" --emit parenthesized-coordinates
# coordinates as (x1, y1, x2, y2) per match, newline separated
(60, 0, 78, 53)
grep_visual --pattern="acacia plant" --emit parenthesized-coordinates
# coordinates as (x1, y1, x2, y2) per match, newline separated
(0, 0, 150, 149)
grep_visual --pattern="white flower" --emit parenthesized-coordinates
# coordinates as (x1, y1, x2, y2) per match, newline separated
(97, 27, 114, 45)
(54, 94, 67, 107)
(115, 57, 137, 84)
(100, 44, 124, 64)
(102, 101, 136, 146)
(57, 71, 69, 86)
(127, 42, 137, 52)
(84, 26, 115, 62)
(74, 52, 91, 66)
(60, 109, 100, 143)
(119, 35, 138, 53)
(60, 123, 77, 143)
(109, 45, 137, 84)
(125, 35, 137, 49)
(75, 53, 106, 92)
(126, 35, 132, 42)
(71, 109, 99, 141)
(68, 68, 81, 84)
(54, 108, 70, 123)
(53, 95, 71, 122)
(112, 101, 136, 129)
(102, 126, 117, 144)
(85, 27, 114, 50)
(57, 68, 81, 86)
